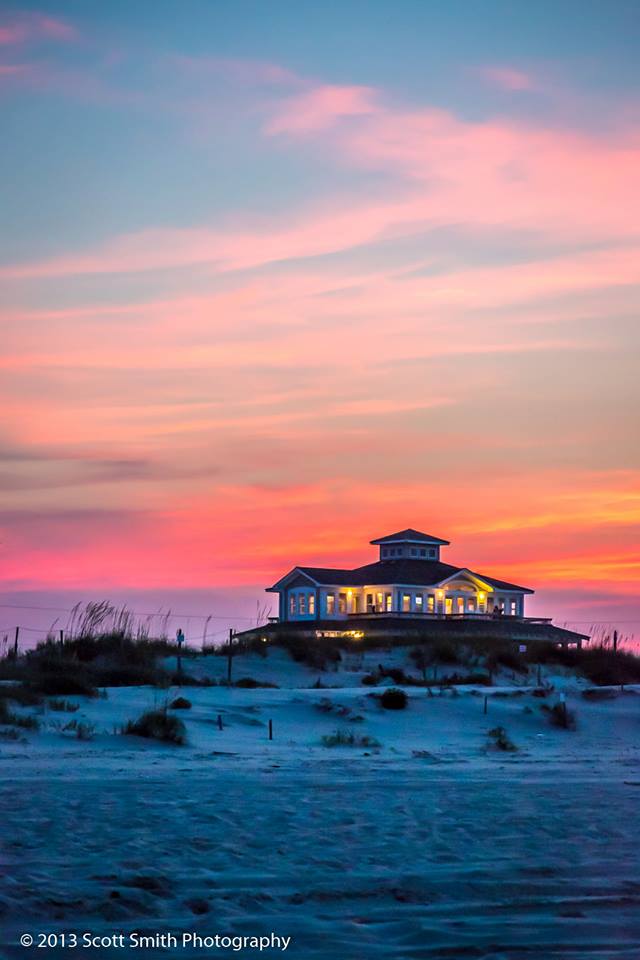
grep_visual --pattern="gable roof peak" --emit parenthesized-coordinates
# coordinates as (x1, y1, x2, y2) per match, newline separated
(370, 528, 450, 546)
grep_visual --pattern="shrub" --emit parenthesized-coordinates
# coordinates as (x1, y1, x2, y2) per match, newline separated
(29, 671, 98, 698)
(48, 699, 80, 712)
(9, 713, 39, 730)
(0, 684, 43, 707)
(57, 718, 96, 740)
(361, 673, 379, 687)
(486, 648, 528, 674)
(487, 726, 518, 752)
(380, 688, 408, 710)
(545, 702, 577, 730)
(123, 710, 186, 745)
(234, 677, 279, 688)
(169, 696, 192, 709)
(321, 729, 380, 748)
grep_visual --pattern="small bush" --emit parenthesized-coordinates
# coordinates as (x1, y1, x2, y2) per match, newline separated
(48, 699, 80, 713)
(9, 713, 40, 730)
(545, 702, 577, 730)
(488, 726, 518, 752)
(361, 673, 379, 687)
(123, 709, 186, 745)
(321, 729, 380, 748)
(169, 696, 192, 709)
(0, 728, 24, 742)
(380, 688, 408, 710)
(58, 718, 96, 740)
(234, 677, 279, 688)
(581, 688, 617, 701)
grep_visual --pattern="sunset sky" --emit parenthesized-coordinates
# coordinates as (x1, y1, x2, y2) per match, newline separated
(1, 1, 639, 644)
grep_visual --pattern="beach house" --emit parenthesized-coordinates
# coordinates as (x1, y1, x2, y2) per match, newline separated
(267, 529, 534, 623)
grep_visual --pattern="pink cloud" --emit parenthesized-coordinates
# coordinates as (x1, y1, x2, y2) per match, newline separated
(266, 83, 379, 134)
(0, 12, 77, 46)
(3, 79, 638, 282)
(478, 65, 536, 91)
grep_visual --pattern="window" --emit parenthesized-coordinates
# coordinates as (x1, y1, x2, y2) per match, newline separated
(326, 593, 335, 615)
(299, 594, 306, 615)
(456, 597, 464, 614)
(410, 548, 417, 556)
(308, 594, 315, 615)
(381, 548, 388, 558)
(467, 597, 476, 613)
(510, 599, 517, 616)
(402, 594, 411, 612)
(390, 548, 396, 556)
(385, 593, 392, 611)
(376, 592, 383, 611)
(427, 594, 435, 613)
(429, 548, 436, 558)
(289, 594, 296, 616)
(445, 597, 453, 615)
(338, 593, 347, 614)
(366, 593, 374, 612)
(420, 548, 426, 557)
(415, 594, 423, 611)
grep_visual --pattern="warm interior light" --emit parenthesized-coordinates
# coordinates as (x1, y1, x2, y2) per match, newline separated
(478, 592, 485, 601)
(436, 589, 444, 599)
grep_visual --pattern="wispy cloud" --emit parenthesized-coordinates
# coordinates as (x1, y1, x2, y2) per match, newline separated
(477, 64, 536, 91)
(0, 11, 77, 46)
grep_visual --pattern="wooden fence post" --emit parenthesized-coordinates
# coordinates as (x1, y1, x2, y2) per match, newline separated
(227, 628, 234, 685)
(268, 719, 273, 741)
(13, 626, 19, 658)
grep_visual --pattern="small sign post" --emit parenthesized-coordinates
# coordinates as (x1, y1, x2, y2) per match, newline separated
(176, 628, 185, 677)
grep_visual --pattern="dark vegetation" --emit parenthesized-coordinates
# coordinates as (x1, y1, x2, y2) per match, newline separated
(321, 729, 380, 748)
(379, 687, 408, 710)
(487, 726, 518, 752)
(543, 702, 577, 730)
(123, 710, 186, 745)
(169, 697, 192, 710)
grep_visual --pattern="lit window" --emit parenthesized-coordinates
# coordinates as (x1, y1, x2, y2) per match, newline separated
(427, 595, 435, 613)
(299, 594, 306, 615)
(510, 599, 517, 616)
(402, 594, 411, 612)
(445, 597, 453, 615)
(456, 597, 464, 614)
(338, 593, 347, 614)
(326, 593, 335, 615)
(289, 594, 296, 615)
(385, 593, 392, 611)
(309, 594, 315, 615)
(415, 595, 423, 610)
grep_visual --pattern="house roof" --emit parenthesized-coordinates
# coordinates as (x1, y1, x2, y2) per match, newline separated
(268, 559, 533, 593)
(370, 528, 450, 545)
